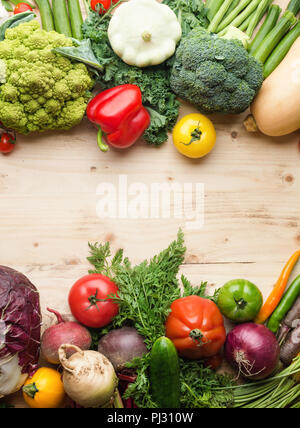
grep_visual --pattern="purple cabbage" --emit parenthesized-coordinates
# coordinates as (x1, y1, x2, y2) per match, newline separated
(0, 266, 41, 376)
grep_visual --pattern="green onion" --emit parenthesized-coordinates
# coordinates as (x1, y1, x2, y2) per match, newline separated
(253, 10, 297, 64)
(264, 20, 300, 78)
(217, 357, 300, 408)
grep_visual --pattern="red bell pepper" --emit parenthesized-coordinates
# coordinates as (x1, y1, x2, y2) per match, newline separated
(86, 84, 151, 152)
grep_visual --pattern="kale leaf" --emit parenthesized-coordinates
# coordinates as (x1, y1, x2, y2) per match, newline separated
(82, 10, 179, 146)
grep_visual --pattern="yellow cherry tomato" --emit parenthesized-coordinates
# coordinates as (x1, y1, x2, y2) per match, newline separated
(22, 367, 65, 409)
(172, 113, 216, 159)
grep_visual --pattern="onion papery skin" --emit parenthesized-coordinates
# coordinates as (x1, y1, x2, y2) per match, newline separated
(224, 323, 280, 380)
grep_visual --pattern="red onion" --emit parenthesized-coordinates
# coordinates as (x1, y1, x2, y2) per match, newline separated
(225, 323, 280, 380)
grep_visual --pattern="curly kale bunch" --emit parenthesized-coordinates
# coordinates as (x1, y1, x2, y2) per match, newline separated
(82, 9, 179, 146)
(0, 20, 94, 134)
(170, 28, 264, 115)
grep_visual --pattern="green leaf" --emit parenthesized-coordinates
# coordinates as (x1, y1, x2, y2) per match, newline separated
(0, 11, 35, 41)
(53, 39, 104, 73)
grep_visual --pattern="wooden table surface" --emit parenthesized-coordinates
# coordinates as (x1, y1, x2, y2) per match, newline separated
(1, 0, 299, 408)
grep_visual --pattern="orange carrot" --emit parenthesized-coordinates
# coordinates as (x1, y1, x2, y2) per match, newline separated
(255, 250, 300, 324)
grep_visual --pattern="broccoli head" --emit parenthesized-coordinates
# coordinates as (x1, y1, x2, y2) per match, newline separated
(170, 28, 263, 115)
(0, 20, 94, 134)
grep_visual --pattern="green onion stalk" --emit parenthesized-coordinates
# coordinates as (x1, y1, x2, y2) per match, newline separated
(216, 356, 300, 409)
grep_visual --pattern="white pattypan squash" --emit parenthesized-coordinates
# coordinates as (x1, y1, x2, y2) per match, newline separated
(108, 0, 182, 68)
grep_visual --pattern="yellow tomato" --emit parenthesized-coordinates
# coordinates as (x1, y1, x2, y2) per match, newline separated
(23, 367, 65, 409)
(172, 113, 216, 159)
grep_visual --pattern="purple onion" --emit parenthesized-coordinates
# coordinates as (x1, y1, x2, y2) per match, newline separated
(225, 323, 280, 380)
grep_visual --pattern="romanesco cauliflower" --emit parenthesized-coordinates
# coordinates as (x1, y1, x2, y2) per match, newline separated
(0, 20, 94, 134)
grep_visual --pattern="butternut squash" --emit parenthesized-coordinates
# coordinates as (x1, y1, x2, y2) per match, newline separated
(251, 37, 300, 137)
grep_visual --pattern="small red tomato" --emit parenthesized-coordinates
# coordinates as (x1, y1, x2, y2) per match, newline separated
(13, 2, 33, 14)
(91, 0, 118, 15)
(68, 274, 119, 328)
(0, 133, 16, 154)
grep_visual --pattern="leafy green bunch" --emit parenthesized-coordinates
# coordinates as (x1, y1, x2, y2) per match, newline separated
(81, 9, 179, 146)
(87, 231, 234, 408)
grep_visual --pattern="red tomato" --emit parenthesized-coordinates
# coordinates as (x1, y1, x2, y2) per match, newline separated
(68, 274, 119, 328)
(0, 133, 16, 154)
(14, 3, 33, 14)
(165, 296, 226, 360)
(91, 0, 118, 15)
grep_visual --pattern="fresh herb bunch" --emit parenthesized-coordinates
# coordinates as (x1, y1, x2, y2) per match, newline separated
(87, 230, 234, 408)
(88, 230, 187, 347)
(123, 355, 234, 408)
(82, 8, 180, 146)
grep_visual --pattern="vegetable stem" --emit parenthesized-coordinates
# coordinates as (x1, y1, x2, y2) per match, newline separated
(216, 0, 252, 33)
(82, 0, 90, 14)
(246, 0, 273, 38)
(253, 11, 297, 64)
(208, 0, 235, 33)
(97, 127, 109, 152)
(287, 0, 300, 16)
(264, 20, 300, 78)
(224, 0, 240, 20)
(249, 5, 281, 55)
(113, 390, 124, 408)
(218, 0, 262, 34)
(239, 10, 256, 32)
(206, 0, 224, 23)
(34, 0, 55, 31)
(52, 0, 72, 37)
(67, 0, 83, 40)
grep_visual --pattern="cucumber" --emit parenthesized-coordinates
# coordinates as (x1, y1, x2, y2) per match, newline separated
(150, 337, 180, 408)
